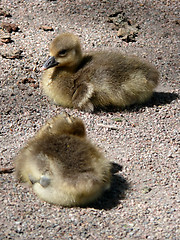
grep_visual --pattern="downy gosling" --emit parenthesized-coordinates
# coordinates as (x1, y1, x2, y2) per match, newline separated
(41, 32, 159, 112)
(15, 114, 111, 207)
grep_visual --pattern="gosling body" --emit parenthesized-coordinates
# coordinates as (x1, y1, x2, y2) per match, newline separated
(41, 33, 159, 112)
(15, 114, 111, 206)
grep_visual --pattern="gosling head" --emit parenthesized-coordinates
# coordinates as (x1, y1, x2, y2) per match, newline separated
(41, 33, 83, 71)
(37, 113, 86, 138)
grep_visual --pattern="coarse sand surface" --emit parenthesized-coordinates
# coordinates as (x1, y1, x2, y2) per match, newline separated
(0, 0, 179, 239)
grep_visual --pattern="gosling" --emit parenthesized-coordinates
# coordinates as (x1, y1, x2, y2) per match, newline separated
(15, 114, 111, 207)
(41, 32, 159, 112)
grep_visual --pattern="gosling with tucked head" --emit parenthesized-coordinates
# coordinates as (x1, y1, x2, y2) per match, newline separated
(41, 32, 159, 112)
(15, 114, 111, 206)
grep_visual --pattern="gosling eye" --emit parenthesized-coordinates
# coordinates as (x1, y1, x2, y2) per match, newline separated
(58, 49, 67, 56)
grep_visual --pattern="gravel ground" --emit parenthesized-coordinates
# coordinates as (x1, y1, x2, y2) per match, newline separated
(0, 0, 179, 239)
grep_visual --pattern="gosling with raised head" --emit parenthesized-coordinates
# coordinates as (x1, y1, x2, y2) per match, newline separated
(41, 32, 159, 112)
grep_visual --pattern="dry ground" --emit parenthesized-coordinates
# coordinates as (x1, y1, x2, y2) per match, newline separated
(0, 0, 179, 239)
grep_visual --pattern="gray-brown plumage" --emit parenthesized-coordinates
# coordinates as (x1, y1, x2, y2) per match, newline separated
(41, 32, 159, 112)
(15, 114, 111, 206)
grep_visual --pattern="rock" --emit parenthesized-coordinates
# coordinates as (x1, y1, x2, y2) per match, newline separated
(1, 49, 22, 59)
(21, 78, 36, 84)
(108, 11, 140, 42)
(0, 8, 12, 17)
(1, 22, 19, 33)
(1, 32, 12, 43)
(142, 187, 152, 194)
(108, 11, 126, 26)
(175, 19, 180, 25)
(40, 25, 54, 31)
(30, 83, 39, 89)
(17, 78, 39, 88)
(117, 22, 139, 42)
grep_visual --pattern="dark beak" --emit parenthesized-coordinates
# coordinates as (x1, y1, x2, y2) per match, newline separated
(41, 56, 58, 71)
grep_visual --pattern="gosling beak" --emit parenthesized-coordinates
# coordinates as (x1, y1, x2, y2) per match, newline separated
(41, 56, 58, 71)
